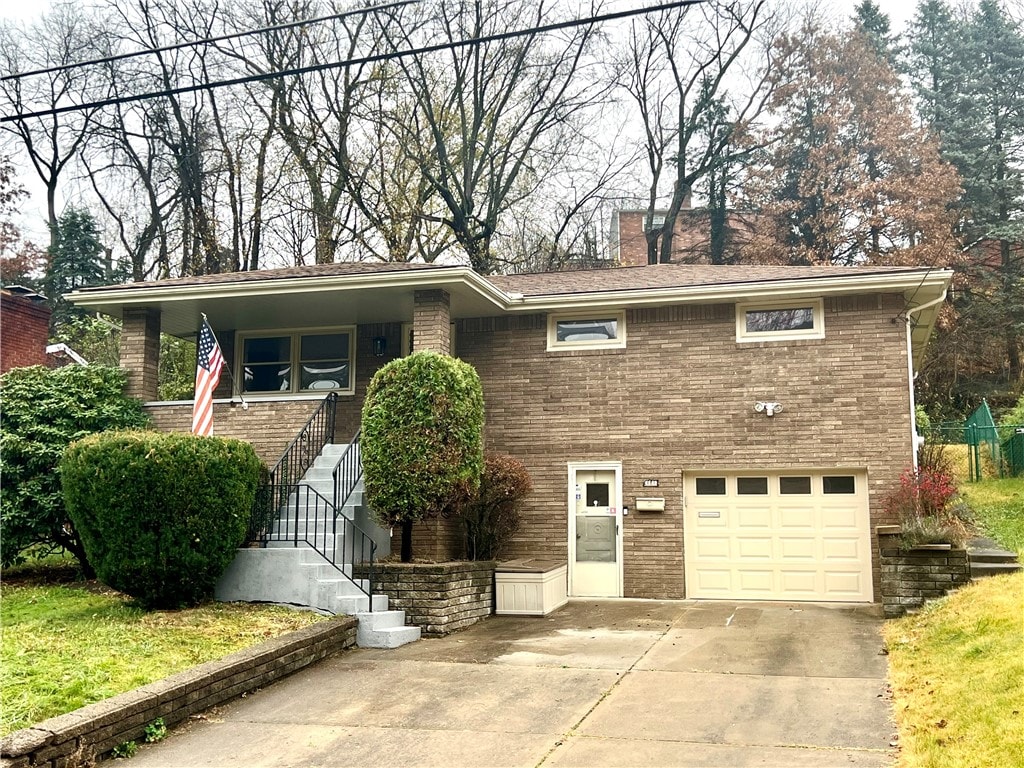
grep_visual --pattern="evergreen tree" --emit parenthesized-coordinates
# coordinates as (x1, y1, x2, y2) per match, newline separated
(44, 207, 107, 330)
(853, 0, 896, 62)
(908, 0, 1024, 405)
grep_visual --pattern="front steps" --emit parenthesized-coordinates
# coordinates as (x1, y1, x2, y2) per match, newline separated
(216, 443, 418, 649)
(969, 536, 1023, 581)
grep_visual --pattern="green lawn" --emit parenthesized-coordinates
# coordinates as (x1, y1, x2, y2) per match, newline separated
(960, 477, 1024, 556)
(0, 581, 326, 735)
(883, 476, 1024, 768)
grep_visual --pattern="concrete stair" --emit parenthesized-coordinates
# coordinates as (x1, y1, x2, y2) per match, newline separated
(216, 442, 417, 649)
(968, 537, 1022, 581)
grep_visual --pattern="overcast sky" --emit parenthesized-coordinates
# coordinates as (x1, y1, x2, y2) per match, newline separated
(0, 0, 922, 244)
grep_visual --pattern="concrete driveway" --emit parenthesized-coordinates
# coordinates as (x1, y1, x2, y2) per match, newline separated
(131, 600, 893, 767)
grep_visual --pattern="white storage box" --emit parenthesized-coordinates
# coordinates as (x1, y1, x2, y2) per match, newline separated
(495, 559, 568, 616)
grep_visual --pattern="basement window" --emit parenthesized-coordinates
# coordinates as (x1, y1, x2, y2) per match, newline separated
(239, 327, 354, 395)
(735, 299, 824, 343)
(547, 311, 626, 351)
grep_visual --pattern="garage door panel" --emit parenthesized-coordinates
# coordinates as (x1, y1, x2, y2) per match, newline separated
(693, 569, 733, 592)
(779, 570, 820, 594)
(695, 537, 731, 558)
(822, 506, 862, 528)
(736, 537, 773, 559)
(823, 571, 866, 597)
(737, 570, 774, 592)
(822, 538, 862, 561)
(686, 471, 871, 603)
(737, 506, 771, 527)
(779, 536, 817, 560)
(778, 506, 816, 529)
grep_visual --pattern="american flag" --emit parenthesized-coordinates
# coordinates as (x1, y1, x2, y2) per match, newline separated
(191, 318, 225, 436)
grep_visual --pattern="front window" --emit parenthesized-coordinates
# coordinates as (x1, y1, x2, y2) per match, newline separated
(241, 328, 354, 395)
(547, 311, 626, 351)
(735, 299, 824, 343)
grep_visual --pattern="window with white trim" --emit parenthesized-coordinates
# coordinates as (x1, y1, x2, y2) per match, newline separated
(735, 299, 824, 343)
(547, 311, 626, 351)
(239, 328, 354, 395)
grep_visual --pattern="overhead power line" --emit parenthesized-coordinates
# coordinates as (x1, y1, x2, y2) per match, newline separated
(1, 0, 704, 123)
(1, 0, 419, 83)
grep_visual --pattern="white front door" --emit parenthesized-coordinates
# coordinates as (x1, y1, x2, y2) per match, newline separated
(569, 463, 622, 597)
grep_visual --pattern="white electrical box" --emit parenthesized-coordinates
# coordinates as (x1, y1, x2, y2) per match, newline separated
(635, 497, 666, 512)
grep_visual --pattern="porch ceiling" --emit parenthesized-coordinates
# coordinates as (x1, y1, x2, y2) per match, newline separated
(79, 279, 505, 338)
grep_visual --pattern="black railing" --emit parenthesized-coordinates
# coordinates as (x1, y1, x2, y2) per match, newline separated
(267, 392, 338, 515)
(261, 483, 376, 607)
(332, 430, 361, 512)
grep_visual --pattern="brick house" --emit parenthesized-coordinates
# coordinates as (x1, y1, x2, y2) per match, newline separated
(610, 206, 760, 266)
(68, 261, 951, 605)
(1, 286, 51, 373)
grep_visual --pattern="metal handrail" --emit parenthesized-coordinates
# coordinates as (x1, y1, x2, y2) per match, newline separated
(268, 392, 338, 488)
(261, 482, 376, 607)
(332, 430, 361, 512)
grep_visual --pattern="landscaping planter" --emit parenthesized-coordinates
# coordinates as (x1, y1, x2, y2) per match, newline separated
(356, 561, 495, 636)
(495, 559, 568, 616)
(877, 527, 970, 617)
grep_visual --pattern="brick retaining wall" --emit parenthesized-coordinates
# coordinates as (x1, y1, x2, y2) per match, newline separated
(878, 530, 971, 617)
(0, 617, 357, 768)
(358, 561, 495, 636)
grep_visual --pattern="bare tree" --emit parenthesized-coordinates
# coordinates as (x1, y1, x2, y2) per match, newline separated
(0, 6, 106, 250)
(379, 0, 607, 274)
(615, 0, 783, 265)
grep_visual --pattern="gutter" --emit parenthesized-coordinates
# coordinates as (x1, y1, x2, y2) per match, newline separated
(903, 287, 949, 469)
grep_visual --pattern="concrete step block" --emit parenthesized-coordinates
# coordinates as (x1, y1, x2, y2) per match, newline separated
(971, 562, 1023, 579)
(356, 611, 420, 648)
(969, 549, 1020, 564)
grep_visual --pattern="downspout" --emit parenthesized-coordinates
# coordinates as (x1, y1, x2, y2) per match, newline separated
(905, 290, 948, 469)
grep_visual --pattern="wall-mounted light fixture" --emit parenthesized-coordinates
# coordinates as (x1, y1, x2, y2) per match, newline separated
(754, 401, 783, 417)
(372, 336, 387, 357)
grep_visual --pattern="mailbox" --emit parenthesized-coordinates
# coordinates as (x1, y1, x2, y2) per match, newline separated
(635, 497, 666, 512)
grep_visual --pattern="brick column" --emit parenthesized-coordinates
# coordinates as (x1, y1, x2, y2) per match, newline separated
(120, 308, 160, 401)
(412, 289, 451, 355)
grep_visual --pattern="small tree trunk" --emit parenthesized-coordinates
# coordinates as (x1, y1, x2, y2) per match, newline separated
(401, 519, 414, 563)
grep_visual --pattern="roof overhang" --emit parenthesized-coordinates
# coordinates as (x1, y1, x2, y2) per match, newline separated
(68, 266, 509, 338)
(67, 265, 952, 365)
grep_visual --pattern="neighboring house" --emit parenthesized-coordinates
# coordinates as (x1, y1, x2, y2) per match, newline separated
(1, 286, 50, 373)
(68, 261, 951, 606)
(610, 205, 760, 266)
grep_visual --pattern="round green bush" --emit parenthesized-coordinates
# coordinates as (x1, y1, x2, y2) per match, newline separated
(0, 365, 148, 573)
(361, 351, 485, 561)
(60, 431, 261, 609)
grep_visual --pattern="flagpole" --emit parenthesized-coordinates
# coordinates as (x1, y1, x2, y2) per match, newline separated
(201, 313, 249, 411)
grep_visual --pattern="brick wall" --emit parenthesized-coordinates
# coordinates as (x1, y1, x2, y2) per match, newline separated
(615, 210, 759, 266)
(457, 293, 914, 600)
(0, 291, 50, 372)
(121, 308, 160, 400)
(413, 289, 451, 354)
(878, 532, 971, 616)
(357, 561, 494, 635)
(0, 617, 357, 768)
(142, 294, 915, 603)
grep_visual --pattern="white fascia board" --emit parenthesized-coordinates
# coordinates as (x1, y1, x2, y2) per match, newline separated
(506, 270, 954, 312)
(67, 266, 510, 311)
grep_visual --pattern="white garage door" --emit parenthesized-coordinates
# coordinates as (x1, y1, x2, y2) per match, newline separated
(684, 471, 872, 602)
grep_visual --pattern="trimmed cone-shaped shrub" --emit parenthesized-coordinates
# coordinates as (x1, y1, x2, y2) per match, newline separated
(361, 351, 485, 561)
(61, 431, 261, 609)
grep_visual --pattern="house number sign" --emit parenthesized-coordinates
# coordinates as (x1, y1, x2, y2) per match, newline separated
(643, 479, 660, 488)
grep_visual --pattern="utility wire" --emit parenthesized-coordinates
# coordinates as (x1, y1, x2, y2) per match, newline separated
(2, 0, 704, 123)
(1, 0, 419, 83)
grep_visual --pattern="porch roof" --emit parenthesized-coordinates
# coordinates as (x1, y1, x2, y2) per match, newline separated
(67, 261, 951, 362)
